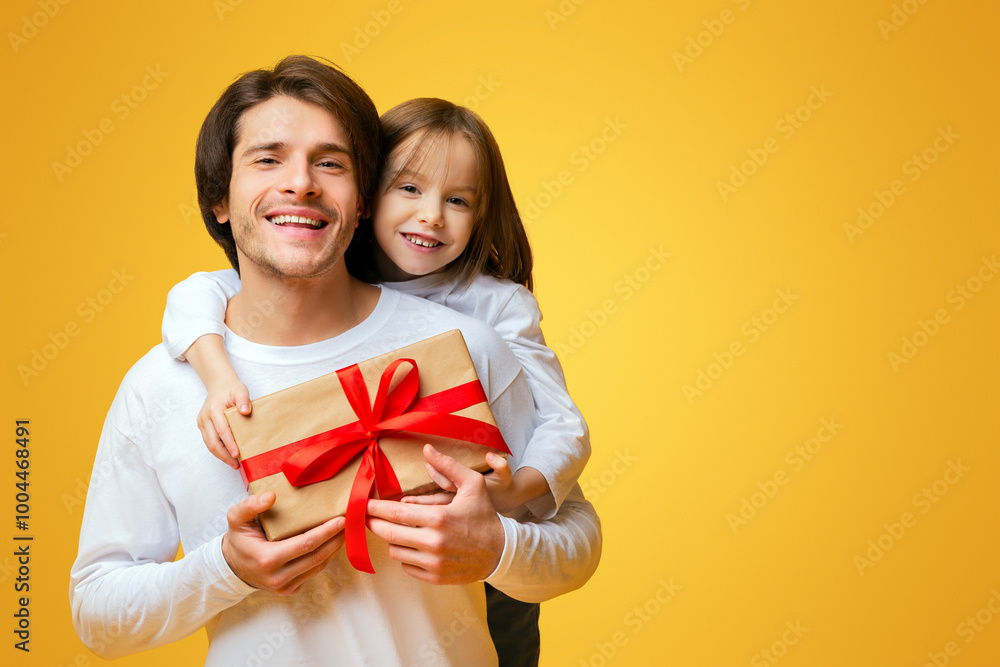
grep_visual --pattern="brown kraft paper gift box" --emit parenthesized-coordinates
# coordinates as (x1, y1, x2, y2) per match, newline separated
(225, 329, 508, 543)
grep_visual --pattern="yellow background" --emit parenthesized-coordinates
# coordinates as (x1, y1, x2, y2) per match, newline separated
(2, 0, 998, 665)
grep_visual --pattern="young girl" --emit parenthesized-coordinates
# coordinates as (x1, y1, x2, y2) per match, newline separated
(162, 98, 590, 662)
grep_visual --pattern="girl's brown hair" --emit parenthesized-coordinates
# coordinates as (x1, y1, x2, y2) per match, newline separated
(346, 98, 533, 290)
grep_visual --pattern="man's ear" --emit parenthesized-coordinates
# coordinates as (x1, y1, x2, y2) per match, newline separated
(355, 199, 364, 227)
(213, 199, 230, 224)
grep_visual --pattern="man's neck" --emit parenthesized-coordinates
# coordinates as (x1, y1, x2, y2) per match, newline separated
(225, 264, 379, 346)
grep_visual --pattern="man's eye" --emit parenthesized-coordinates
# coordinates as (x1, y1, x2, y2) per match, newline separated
(319, 161, 344, 169)
(255, 157, 278, 165)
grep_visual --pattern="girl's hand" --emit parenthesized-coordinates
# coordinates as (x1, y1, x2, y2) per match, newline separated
(399, 461, 462, 506)
(197, 381, 252, 470)
(401, 452, 550, 514)
(400, 452, 517, 510)
(400, 491, 455, 506)
(483, 452, 520, 514)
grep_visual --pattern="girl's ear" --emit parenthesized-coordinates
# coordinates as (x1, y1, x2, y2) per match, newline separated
(213, 200, 230, 224)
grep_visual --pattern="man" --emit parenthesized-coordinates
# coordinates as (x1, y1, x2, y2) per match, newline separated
(70, 56, 600, 665)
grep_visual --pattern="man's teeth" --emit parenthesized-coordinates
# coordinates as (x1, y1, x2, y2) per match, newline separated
(404, 233, 441, 248)
(269, 214, 324, 227)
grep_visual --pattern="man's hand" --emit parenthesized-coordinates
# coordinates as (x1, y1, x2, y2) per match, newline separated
(366, 445, 505, 585)
(222, 492, 346, 595)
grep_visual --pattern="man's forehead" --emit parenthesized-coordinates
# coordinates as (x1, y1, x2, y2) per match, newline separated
(235, 95, 349, 149)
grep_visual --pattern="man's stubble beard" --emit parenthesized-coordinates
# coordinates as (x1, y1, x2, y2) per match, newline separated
(230, 205, 357, 281)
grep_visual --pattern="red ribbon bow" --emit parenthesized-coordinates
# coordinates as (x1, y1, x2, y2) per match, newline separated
(240, 358, 510, 573)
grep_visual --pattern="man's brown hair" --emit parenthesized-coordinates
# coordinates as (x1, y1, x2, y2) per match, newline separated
(195, 55, 382, 272)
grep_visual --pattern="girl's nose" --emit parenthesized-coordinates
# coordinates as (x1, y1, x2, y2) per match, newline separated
(416, 200, 443, 226)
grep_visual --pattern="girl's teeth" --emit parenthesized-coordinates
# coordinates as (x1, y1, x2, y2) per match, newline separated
(269, 214, 323, 227)
(404, 234, 440, 248)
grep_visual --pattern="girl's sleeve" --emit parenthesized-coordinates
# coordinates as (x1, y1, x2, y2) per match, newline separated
(491, 286, 591, 519)
(162, 270, 242, 360)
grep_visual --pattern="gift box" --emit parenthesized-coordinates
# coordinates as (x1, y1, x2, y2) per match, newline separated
(225, 329, 510, 572)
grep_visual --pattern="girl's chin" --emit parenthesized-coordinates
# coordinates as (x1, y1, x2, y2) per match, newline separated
(400, 263, 445, 278)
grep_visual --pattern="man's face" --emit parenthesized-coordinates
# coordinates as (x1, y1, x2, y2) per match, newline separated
(213, 95, 362, 280)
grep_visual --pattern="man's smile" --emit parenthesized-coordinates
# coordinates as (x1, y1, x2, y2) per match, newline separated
(266, 214, 328, 229)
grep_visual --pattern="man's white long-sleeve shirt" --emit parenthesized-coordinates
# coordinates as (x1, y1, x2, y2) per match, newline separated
(72, 288, 601, 665)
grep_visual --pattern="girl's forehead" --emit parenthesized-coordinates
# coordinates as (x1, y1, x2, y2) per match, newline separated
(390, 131, 467, 162)
(387, 131, 480, 180)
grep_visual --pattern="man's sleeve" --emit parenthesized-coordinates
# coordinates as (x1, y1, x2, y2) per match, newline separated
(484, 370, 602, 602)
(69, 416, 255, 659)
(162, 269, 242, 360)
(487, 487, 602, 603)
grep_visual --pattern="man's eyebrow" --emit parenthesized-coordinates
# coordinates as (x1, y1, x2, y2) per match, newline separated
(240, 142, 353, 158)
(314, 142, 352, 156)
(241, 141, 285, 157)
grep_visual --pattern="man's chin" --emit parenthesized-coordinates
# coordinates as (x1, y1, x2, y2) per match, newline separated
(264, 263, 337, 281)
(237, 254, 347, 282)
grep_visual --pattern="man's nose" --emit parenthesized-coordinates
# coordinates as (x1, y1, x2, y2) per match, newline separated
(279, 159, 320, 198)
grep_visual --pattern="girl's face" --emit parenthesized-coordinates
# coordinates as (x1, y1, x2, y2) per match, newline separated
(372, 134, 479, 282)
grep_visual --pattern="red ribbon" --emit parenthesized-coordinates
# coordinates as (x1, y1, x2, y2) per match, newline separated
(239, 358, 510, 573)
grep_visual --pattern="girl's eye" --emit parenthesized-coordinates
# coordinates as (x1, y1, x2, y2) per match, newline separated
(400, 185, 419, 194)
(447, 197, 470, 207)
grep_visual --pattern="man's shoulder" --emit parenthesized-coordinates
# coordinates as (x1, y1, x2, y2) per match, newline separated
(109, 344, 201, 430)
(440, 274, 535, 327)
(465, 273, 524, 297)
(120, 343, 193, 385)
(389, 289, 510, 352)
(379, 288, 521, 390)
